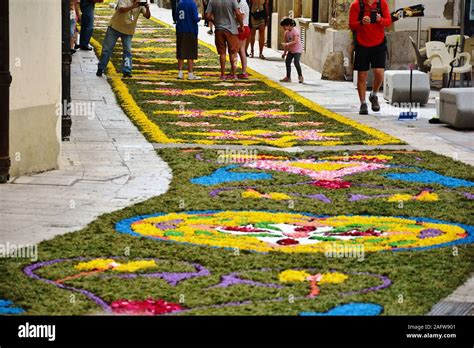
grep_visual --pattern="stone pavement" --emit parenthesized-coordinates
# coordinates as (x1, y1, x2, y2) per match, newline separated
(149, 5, 474, 315)
(150, 6, 474, 167)
(0, 49, 172, 246)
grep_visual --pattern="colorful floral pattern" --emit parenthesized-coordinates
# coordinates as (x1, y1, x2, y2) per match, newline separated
(23, 256, 391, 315)
(0, 299, 25, 315)
(156, 109, 307, 121)
(300, 302, 383, 316)
(242, 160, 387, 181)
(140, 88, 267, 99)
(115, 211, 474, 253)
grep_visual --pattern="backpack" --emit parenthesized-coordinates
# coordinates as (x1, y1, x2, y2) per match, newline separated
(353, 0, 386, 47)
(358, 0, 382, 23)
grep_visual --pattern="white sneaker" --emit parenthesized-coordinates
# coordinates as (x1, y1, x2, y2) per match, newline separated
(188, 74, 202, 80)
(177, 71, 184, 79)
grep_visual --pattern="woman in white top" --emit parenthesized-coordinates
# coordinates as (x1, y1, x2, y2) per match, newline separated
(237, 0, 250, 79)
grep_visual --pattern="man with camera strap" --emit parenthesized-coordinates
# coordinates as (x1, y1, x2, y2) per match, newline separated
(349, 0, 391, 115)
(96, 0, 151, 78)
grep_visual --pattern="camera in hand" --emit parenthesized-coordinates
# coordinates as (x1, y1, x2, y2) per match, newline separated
(370, 9, 378, 23)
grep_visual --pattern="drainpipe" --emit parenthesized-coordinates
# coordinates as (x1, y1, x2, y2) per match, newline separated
(0, 0, 11, 183)
(62, 0, 72, 141)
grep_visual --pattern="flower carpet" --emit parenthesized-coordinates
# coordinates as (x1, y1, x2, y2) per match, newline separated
(1, 149, 473, 316)
(1, 1, 472, 317)
(89, 3, 403, 148)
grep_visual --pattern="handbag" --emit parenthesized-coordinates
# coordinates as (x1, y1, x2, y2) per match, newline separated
(251, 7, 266, 20)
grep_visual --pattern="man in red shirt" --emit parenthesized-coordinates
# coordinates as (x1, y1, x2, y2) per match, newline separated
(349, 0, 391, 115)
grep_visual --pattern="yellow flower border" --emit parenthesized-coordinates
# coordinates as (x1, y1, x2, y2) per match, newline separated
(90, 36, 179, 144)
(128, 211, 467, 253)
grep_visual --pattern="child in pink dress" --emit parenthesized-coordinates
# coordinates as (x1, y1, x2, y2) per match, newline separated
(280, 18, 304, 83)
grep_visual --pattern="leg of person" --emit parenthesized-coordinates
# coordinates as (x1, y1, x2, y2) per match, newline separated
(187, 59, 202, 80)
(357, 71, 369, 114)
(97, 26, 120, 76)
(215, 30, 227, 78)
(203, 3, 208, 26)
(238, 39, 248, 78)
(121, 33, 133, 77)
(187, 34, 201, 79)
(280, 53, 293, 82)
(368, 44, 386, 112)
(258, 24, 266, 59)
(293, 53, 303, 83)
(79, 1, 95, 49)
(176, 32, 184, 79)
(369, 68, 384, 111)
(249, 28, 256, 57)
(245, 37, 250, 57)
(171, 0, 177, 23)
(177, 59, 184, 79)
(228, 33, 239, 77)
(353, 45, 370, 114)
(70, 18, 76, 51)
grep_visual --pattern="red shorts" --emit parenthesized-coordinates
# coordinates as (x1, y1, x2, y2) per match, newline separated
(238, 26, 250, 41)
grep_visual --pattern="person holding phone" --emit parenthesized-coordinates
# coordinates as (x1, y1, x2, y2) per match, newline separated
(96, 0, 151, 78)
(349, 0, 391, 115)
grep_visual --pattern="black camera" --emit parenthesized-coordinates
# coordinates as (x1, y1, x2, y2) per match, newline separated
(370, 9, 378, 23)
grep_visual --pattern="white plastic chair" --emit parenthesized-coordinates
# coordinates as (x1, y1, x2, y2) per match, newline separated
(425, 41, 472, 86)
(445, 35, 470, 56)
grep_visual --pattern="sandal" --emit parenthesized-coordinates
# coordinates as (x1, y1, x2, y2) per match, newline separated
(259, 54, 265, 60)
(249, 51, 254, 58)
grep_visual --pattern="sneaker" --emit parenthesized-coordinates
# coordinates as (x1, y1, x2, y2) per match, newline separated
(123, 72, 132, 78)
(298, 76, 304, 83)
(237, 73, 249, 79)
(359, 102, 368, 115)
(224, 74, 238, 80)
(188, 74, 202, 80)
(177, 71, 184, 79)
(96, 68, 103, 77)
(369, 93, 380, 112)
(79, 45, 93, 51)
(70, 49, 77, 55)
(280, 77, 291, 83)
(207, 29, 213, 35)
